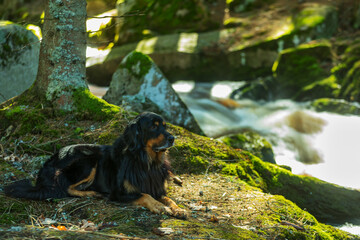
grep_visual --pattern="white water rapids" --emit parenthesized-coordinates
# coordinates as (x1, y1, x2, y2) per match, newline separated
(173, 81, 360, 190)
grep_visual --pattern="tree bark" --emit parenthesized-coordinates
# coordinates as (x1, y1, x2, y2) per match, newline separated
(34, 0, 87, 110)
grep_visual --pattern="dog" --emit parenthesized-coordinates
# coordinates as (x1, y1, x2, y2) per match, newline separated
(4, 112, 187, 219)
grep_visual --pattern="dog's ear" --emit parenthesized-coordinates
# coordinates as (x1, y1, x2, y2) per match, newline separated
(123, 121, 143, 152)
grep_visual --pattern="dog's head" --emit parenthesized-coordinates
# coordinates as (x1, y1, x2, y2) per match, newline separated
(123, 112, 174, 164)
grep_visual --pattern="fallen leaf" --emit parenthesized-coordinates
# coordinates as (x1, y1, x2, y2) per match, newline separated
(57, 225, 67, 231)
(152, 227, 174, 236)
(41, 218, 57, 225)
(210, 215, 219, 223)
(189, 203, 205, 211)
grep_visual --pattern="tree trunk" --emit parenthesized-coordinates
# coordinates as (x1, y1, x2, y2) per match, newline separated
(34, 0, 87, 110)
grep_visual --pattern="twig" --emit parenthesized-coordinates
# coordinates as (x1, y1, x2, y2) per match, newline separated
(68, 202, 96, 215)
(35, 136, 67, 147)
(76, 230, 149, 239)
(22, 143, 53, 155)
(87, 12, 145, 19)
(280, 221, 305, 231)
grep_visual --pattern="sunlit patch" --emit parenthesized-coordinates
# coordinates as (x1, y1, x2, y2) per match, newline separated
(136, 37, 158, 54)
(86, 47, 110, 59)
(172, 81, 195, 93)
(86, 10, 115, 36)
(269, 18, 294, 40)
(211, 82, 244, 98)
(177, 33, 198, 53)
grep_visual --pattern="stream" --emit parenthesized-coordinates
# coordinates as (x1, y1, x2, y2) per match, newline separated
(172, 81, 360, 235)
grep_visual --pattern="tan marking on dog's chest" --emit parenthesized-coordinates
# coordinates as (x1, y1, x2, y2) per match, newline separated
(145, 134, 165, 163)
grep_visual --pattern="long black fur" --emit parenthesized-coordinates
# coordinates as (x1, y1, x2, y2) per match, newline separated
(4, 112, 174, 203)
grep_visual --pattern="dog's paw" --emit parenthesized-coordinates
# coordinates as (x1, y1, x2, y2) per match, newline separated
(172, 208, 188, 219)
(150, 203, 173, 216)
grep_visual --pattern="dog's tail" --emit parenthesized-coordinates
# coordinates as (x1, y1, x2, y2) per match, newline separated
(4, 179, 67, 200)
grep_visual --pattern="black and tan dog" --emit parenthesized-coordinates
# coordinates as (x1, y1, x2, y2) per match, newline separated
(4, 112, 187, 219)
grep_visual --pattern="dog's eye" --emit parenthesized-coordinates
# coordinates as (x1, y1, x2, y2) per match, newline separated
(150, 125, 157, 130)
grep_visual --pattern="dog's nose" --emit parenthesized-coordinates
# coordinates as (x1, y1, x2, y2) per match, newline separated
(168, 135, 175, 144)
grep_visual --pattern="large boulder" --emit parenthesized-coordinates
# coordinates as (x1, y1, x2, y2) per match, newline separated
(0, 21, 40, 102)
(103, 51, 203, 135)
(310, 98, 360, 115)
(272, 40, 336, 100)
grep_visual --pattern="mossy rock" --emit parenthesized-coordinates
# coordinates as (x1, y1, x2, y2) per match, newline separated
(294, 75, 341, 101)
(251, 157, 360, 223)
(220, 130, 276, 164)
(310, 98, 360, 115)
(103, 51, 203, 135)
(230, 76, 276, 101)
(292, 3, 338, 39)
(330, 41, 360, 102)
(273, 40, 334, 99)
(339, 60, 360, 101)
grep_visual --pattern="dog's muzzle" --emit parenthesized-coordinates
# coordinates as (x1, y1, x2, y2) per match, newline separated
(153, 135, 175, 152)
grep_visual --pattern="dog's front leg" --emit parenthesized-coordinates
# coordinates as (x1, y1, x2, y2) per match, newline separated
(133, 193, 173, 215)
(160, 196, 188, 219)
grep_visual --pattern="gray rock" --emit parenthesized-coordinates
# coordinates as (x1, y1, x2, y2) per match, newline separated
(0, 21, 40, 102)
(103, 51, 203, 135)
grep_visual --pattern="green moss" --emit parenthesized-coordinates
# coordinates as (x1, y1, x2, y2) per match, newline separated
(292, 4, 337, 38)
(340, 60, 360, 101)
(224, 17, 244, 28)
(73, 88, 120, 120)
(2, 105, 47, 135)
(294, 8, 325, 29)
(251, 157, 360, 223)
(221, 131, 276, 163)
(183, 156, 209, 173)
(311, 98, 360, 115)
(119, 51, 153, 78)
(294, 74, 340, 101)
(220, 161, 257, 185)
(273, 41, 333, 99)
